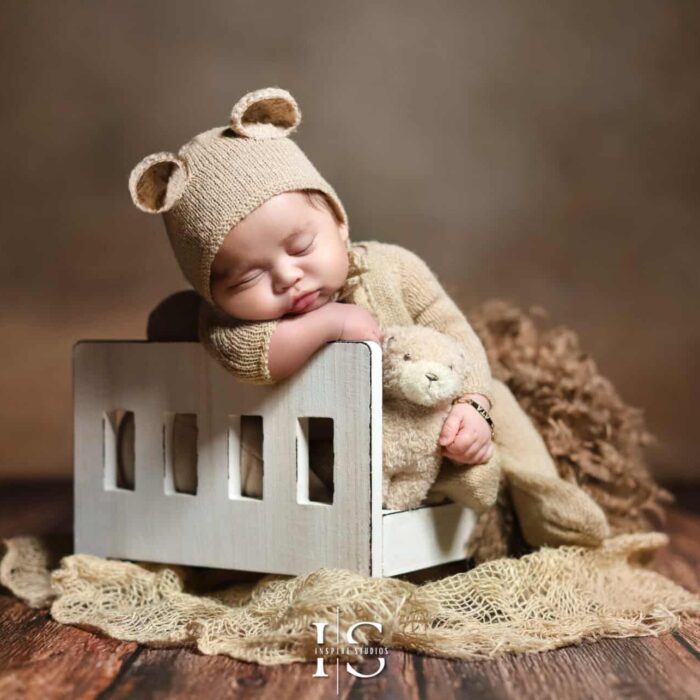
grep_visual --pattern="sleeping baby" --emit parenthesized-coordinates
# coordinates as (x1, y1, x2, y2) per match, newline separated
(129, 87, 609, 548)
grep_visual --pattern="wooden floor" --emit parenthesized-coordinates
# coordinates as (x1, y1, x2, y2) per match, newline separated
(1, 481, 700, 699)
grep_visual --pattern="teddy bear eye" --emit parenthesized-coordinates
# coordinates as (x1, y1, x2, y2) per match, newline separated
(403, 353, 411, 361)
(449, 364, 454, 371)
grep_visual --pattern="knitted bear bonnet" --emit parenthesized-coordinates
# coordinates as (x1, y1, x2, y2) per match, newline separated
(128, 87, 349, 304)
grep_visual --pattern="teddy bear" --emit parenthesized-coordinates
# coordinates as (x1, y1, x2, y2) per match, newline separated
(381, 324, 502, 511)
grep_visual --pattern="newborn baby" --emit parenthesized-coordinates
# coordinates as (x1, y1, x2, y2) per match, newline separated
(206, 188, 495, 470)
(130, 87, 609, 546)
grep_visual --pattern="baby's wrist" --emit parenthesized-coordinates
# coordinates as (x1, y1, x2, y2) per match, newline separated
(310, 301, 344, 343)
(459, 392, 491, 411)
(452, 394, 495, 439)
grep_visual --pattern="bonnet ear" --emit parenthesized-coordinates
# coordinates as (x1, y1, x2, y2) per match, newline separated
(128, 152, 189, 214)
(229, 87, 301, 139)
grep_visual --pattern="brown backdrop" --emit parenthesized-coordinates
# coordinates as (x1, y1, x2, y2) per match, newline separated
(1, 0, 698, 481)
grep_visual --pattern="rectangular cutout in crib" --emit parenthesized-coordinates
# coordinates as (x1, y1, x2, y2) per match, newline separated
(103, 409, 135, 491)
(296, 417, 334, 505)
(228, 415, 264, 500)
(163, 413, 198, 495)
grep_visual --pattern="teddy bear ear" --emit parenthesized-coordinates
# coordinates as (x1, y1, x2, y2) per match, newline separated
(128, 152, 189, 214)
(229, 87, 301, 139)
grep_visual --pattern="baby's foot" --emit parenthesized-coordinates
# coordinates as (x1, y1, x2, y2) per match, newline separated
(508, 471, 609, 547)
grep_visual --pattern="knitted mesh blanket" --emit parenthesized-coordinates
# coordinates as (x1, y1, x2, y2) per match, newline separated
(0, 300, 684, 665)
(2, 534, 699, 665)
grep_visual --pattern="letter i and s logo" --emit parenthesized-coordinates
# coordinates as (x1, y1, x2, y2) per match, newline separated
(312, 619, 387, 683)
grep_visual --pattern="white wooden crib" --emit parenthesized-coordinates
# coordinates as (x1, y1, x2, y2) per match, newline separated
(73, 340, 476, 577)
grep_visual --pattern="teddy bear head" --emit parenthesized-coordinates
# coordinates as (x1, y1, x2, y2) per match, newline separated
(381, 325, 470, 407)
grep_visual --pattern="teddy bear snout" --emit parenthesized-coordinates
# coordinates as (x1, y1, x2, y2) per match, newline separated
(398, 360, 461, 407)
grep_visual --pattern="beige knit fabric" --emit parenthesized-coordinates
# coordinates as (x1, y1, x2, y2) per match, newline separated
(199, 240, 610, 547)
(0, 537, 56, 608)
(199, 240, 496, 403)
(2, 534, 699, 665)
(128, 87, 348, 303)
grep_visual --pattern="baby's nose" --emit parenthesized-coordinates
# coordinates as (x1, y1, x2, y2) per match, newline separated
(273, 265, 302, 293)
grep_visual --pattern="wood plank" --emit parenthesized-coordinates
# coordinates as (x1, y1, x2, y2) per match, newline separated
(95, 644, 423, 700)
(344, 651, 419, 700)
(95, 647, 350, 700)
(674, 623, 700, 659)
(413, 633, 700, 700)
(649, 506, 700, 660)
(654, 508, 700, 592)
(0, 595, 137, 700)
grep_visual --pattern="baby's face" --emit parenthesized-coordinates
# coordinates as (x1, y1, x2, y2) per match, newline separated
(210, 191, 350, 321)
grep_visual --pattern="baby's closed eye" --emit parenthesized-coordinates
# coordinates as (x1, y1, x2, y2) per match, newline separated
(288, 233, 316, 255)
(228, 270, 264, 290)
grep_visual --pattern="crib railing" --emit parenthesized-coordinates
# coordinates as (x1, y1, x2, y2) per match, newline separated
(73, 341, 475, 577)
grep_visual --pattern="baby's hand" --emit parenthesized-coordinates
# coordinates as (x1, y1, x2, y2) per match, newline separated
(439, 400, 494, 465)
(329, 302, 384, 344)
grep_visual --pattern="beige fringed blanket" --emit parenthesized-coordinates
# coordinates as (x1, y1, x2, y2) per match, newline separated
(2, 533, 699, 665)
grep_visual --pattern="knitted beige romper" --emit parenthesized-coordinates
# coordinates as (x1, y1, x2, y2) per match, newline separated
(199, 239, 610, 548)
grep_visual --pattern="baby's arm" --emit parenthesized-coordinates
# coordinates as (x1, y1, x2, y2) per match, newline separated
(266, 307, 336, 380)
(199, 300, 382, 385)
(199, 302, 279, 384)
(269, 302, 384, 380)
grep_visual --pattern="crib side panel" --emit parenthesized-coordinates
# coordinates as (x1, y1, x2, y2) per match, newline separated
(73, 341, 380, 577)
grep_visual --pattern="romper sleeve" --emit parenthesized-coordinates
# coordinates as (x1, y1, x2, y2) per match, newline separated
(394, 245, 494, 406)
(198, 300, 280, 385)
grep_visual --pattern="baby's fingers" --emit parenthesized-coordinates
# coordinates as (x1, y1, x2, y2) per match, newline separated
(456, 428, 480, 451)
(462, 442, 484, 463)
(472, 442, 494, 465)
(439, 413, 462, 446)
(456, 433, 489, 460)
